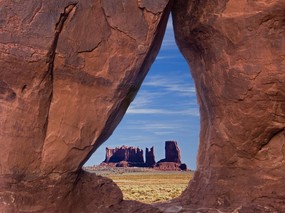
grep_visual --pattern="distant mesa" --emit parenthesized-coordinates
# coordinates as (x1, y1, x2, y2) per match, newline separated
(101, 141, 187, 171)
(103, 145, 145, 167)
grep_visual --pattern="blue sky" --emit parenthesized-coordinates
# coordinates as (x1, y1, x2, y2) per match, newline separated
(85, 17, 200, 170)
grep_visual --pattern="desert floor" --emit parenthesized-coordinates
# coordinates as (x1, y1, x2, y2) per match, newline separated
(86, 167, 193, 203)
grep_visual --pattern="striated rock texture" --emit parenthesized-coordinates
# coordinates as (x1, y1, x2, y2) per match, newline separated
(104, 146, 144, 164)
(168, 0, 285, 212)
(145, 146, 156, 167)
(0, 0, 172, 212)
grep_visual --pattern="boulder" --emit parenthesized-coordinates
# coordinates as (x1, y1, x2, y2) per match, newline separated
(179, 163, 187, 171)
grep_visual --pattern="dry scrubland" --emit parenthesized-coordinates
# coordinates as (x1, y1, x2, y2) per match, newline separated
(101, 170, 193, 203)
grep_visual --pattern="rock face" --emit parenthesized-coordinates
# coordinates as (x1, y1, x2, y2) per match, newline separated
(145, 147, 156, 167)
(168, 0, 285, 212)
(165, 141, 181, 163)
(0, 0, 172, 212)
(104, 146, 144, 164)
(1, 0, 285, 212)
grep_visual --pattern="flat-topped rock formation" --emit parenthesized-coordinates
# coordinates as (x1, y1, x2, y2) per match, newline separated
(104, 146, 144, 164)
(1, 0, 285, 212)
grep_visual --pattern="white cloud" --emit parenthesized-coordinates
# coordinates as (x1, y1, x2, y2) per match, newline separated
(127, 107, 199, 116)
(156, 55, 180, 60)
(126, 122, 180, 130)
(126, 74, 200, 116)
(143, 75, 197, 97)
(117, 135, 152, 142)
(129, 91, 153, 107)
(116, 136, 159, 146)
(127, 108, 166, 114)
(154, 131, 176, 135)
(129, 90, 167, 109)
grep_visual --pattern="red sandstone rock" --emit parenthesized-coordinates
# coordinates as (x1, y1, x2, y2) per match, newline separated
(165, 141, 181, 163)
(0, 0, 172, 212)
(145, 146, 156, 167)
(155, 162, 182, 171)
(115, 161, 130, 168)
(165, 0, 285, 212)
(104, 145, 144, 164)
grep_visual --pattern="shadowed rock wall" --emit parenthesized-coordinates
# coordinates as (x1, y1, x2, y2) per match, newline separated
(0, 0, 172, 212)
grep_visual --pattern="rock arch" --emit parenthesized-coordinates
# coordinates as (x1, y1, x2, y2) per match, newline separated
(0, 0, 284, 212)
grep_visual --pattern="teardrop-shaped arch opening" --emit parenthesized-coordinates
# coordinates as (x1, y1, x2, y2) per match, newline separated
(84, 15, 199, 204)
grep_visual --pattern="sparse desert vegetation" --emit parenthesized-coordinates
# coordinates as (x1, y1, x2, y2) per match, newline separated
(96, 168, 193, 203)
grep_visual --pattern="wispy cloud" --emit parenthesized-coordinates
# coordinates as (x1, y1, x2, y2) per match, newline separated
(117, 135, 152, 142)
(116, 136, 159, 146)
(126, 73, 199, 116)
(143, 75, 196, 97)
(129, 90, 166, 109)
(125, 122, 181, 130)
(153, 131, 176, 135)
(129, 91, 154, 108)
(156, 55, 180, 60)
(127, 107, 199, 116)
